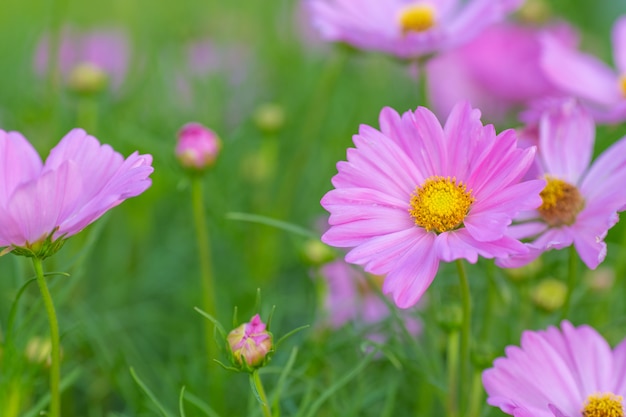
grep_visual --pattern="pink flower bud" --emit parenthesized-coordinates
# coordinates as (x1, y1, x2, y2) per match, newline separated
(227, 314, 273, 369)
(175, 123, 220, 170)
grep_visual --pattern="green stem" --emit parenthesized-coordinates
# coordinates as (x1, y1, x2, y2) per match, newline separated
(456, 259, 472, 416)
(251, 371, 272, 417)
(190, 176, 218, 355)
(32, 257, 61, 417)
(560, 245, 578, 321)
(446, 330, 460, 417)
(467, 368, 484, 417)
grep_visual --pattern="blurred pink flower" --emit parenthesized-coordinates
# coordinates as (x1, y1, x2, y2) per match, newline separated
(426, 21, 577, 124)
(497, 99, 626, 270)
(0, 129, 153, 258)
(483, 321, 626, 417)
(321, 102, 544, 308)
(541, 15, 626, 124)
(34, 27, 130, 92)
(306, 0, 524, 59)
(175, 122, 220, 170)
(227, 314, 273, 369)
(316, 260, 421, 340)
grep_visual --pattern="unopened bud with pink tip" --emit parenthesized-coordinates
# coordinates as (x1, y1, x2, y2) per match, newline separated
(227, 314, 273, 370)
(175, 122, 221, 171)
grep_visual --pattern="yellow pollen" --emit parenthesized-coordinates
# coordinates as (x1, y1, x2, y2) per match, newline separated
(409, 176, 474, 233)
(538, 176, 585, 227)
(398, 4, 436, 34)
(582, 393, 624, 417)
(620, 75, 626, 97)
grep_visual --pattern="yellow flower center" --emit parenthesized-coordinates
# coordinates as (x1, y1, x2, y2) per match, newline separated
(582, 393, 624, 417)
(538, 176, 585, 227)
(409, 176, 474, 233)
(398, 4, 436, 34)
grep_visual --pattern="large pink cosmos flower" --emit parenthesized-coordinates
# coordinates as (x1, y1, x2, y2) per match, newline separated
(541, 15, 626, 124)
(483, 321, 626, 417)
(34, 27, 130, 93)
(320, 102, 545, 308)
(306, 0, 524, 59)
(0, 128, 153, 258)
(496, 99, 626, 270)
(426, 21, 577, 124)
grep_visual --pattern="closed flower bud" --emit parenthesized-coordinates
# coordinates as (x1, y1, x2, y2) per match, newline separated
(301, 239, 335, 265)
(68, 62, 108, 95)
(227, 314, 273, 370)
(176, 123, 220, 171)
(253, 102, 285, 134)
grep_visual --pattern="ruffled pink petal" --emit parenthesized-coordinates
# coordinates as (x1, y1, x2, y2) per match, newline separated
(321, 187, 409, 223)
(612, 16, 626, 73)
(4, 161, 81, 246)
(381, 232, 439, 308)
(441, 101, 484, 177)
(541, 35, 621, 106)
(538, 102, 594, 185)
(445, 231, 528, 260)
(45, 129, 124, 202)
(59, 151, 153, 236)
(580, 135, 626, 204)
(352, 125, 424, 190)
(611, 337, 626, 394)
(506, 220, 548, 240)
(570, 223, 609, 270)
(495, 246, 543, 268)
(345, 227, 426, 274)
(379, 106, 445, 176)
(484, 327, 583, 416)
(0, 131, 43, 202)
(559, 321, 614, 394)
(466, 131, 537, 198)
(466, 179, 545, 241)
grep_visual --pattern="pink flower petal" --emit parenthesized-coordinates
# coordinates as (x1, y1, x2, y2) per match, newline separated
(382, 236, 439, 309)
(541, 35, 621, 106)
(0, 131, 43, 202)
(538, 102, 594, 185)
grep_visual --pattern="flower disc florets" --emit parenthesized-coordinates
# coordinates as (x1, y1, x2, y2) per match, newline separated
(409, 176, 474, 233)
(398, 4, 436, 34)
(582, 393, 624, 417)
(538, 176, 584, 227)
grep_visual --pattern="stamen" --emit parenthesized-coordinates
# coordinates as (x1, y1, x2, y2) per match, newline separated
(582, 393, 624, 417)
(398, 4, 436, 34)
(538, 176, 584, 227)
(409, 176, 474, 233)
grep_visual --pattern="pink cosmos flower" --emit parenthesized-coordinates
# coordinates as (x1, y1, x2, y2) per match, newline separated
(426, 21, 577, 124)
(306, 0, 524, 59)
(34, 27, 130, 92)
(0, 128, 153, 258)
(316, 260, 422, 339)
(227, 314, 273, 369)
(541, 15, 626, 124)
(320, 102, 545, 308)
(496, 99, 626, 270)
(483, 321, 626, 417)
(175, 123, 220, 170)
